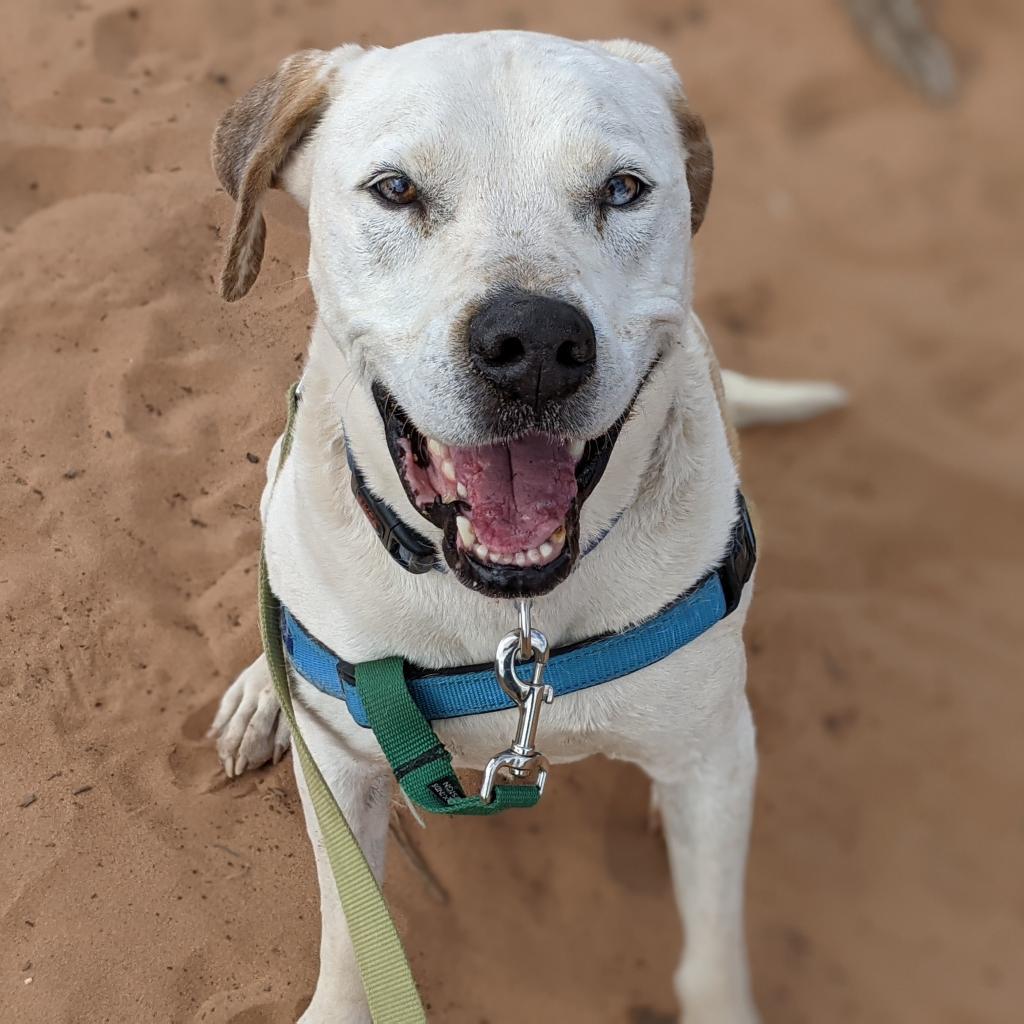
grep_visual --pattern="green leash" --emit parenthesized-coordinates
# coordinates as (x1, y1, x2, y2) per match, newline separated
(260, 558, 427, 1022)
(260, 384, 425, 1022)
(258, 385, 544, 1022)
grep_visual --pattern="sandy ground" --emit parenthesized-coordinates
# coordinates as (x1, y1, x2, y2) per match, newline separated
(2, 1, 1022, 1021)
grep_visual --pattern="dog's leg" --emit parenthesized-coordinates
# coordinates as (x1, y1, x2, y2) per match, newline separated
(212, 658, 388, 1021)
(292, 735, 392, 1024)
(649, 698, 760, 1024)
(210, 653, 290, 777)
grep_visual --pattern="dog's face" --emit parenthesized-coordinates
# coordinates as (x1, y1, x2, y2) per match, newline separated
(213, 32, 712, 598)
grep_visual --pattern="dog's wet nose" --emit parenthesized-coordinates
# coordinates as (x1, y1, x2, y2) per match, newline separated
(468, 290, 596, 407)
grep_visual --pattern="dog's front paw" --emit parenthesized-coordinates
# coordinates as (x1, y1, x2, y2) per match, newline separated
(682, 990, 761, 1024)
(298, 989, 371, 1024)
(679, 966, 761, 1024)
(209, 654, 290, 777)
(684, 1006, 760, 1024)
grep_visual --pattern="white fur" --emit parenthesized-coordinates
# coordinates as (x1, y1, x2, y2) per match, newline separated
(722, 369, 847, 427)
(208, 31, 837, 1023)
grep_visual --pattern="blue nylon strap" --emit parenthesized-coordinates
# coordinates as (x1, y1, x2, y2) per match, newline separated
(281, 573, 728, 728)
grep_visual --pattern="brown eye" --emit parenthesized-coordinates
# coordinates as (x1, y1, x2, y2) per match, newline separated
(374, 175, 419, 205)
(604, 173, 644, 207)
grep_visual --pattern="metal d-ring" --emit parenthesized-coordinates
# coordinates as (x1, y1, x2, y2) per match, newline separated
(518, 598, 534, 661)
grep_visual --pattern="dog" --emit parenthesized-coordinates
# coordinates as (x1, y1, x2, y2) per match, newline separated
(208, 32, 844, 1023)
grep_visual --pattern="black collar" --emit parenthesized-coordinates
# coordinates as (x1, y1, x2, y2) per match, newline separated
(343, 440, 755, 613)
(345, 443, 440, 574)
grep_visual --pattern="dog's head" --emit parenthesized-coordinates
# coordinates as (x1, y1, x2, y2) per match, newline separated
(212, 32, 712, 598)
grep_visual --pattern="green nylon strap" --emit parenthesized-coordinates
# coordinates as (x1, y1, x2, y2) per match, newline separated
(259, 384, 427, 1023)
(355, 658, 542, 816)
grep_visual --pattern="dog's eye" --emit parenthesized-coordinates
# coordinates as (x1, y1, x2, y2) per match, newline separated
(373, 175, 419, 206)
(374, 175, 417, 204)
(603, 173, 645, 208)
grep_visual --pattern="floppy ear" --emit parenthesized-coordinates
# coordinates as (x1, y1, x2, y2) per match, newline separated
(211, 48, 356, 301)
(592, 39, 713, 236)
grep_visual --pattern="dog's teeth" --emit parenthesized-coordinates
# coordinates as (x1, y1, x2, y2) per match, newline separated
(514, 551, 527, 567)
(474, 543, 489, 561)
(442, 489, 457, 504)
(488, 550, 503, 564)
(551, 526, 566, 545)
(427, 438, 448, 459)
(441, 460, 457, 482)
(527, 547, 541, 564)
(456, 482, 468, 499)
(456, 515, 476, 546)
(539, 541, 554, 559)
(570, 440, 586, 460)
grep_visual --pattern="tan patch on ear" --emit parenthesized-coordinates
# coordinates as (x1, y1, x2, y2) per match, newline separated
(674, 102, 713, 236)
(211, 50, 334, 301)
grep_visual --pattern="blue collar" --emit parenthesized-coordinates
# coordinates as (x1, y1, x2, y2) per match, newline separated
(280, 493, 756, 727)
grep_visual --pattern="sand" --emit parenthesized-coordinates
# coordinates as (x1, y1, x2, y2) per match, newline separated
(2, 1, 1022, 1021)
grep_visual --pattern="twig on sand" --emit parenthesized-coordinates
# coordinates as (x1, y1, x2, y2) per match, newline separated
(211, 842, 246, 862)
(389, 815, 450, 905)
(841, 0, 958, 102)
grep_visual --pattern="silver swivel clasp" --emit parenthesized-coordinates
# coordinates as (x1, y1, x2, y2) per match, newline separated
(480, 598, 555, 802)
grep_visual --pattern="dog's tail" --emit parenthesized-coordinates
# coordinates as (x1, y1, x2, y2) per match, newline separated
(721, 369, 848, 428)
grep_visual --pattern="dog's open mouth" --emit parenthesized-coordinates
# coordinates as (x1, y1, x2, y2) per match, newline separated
(372, 383, 634, 597)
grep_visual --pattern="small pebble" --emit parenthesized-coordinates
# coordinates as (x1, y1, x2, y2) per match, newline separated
(19, 793, 37, 808)
(245, 452, 260, 464)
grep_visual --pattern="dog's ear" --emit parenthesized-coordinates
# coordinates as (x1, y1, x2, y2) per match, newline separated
(591, 39, 713, 237)
(211, 47, 360, 301)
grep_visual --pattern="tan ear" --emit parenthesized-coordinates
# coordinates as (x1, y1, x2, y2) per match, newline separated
(673, 102, 712, 236)
(592, 39, 713, 236)
(211, 49, 343, 301)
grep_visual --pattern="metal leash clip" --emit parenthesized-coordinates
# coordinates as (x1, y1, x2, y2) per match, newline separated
(480, 599, 555, 803)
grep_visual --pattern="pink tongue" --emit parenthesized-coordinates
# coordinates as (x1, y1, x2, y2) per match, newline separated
(450, 435, 577, 553)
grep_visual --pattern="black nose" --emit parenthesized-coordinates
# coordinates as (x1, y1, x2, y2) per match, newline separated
(468, 290, 596, 408)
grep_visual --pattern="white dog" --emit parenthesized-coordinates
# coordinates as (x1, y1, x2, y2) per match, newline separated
(209, 31, 843, 1023)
